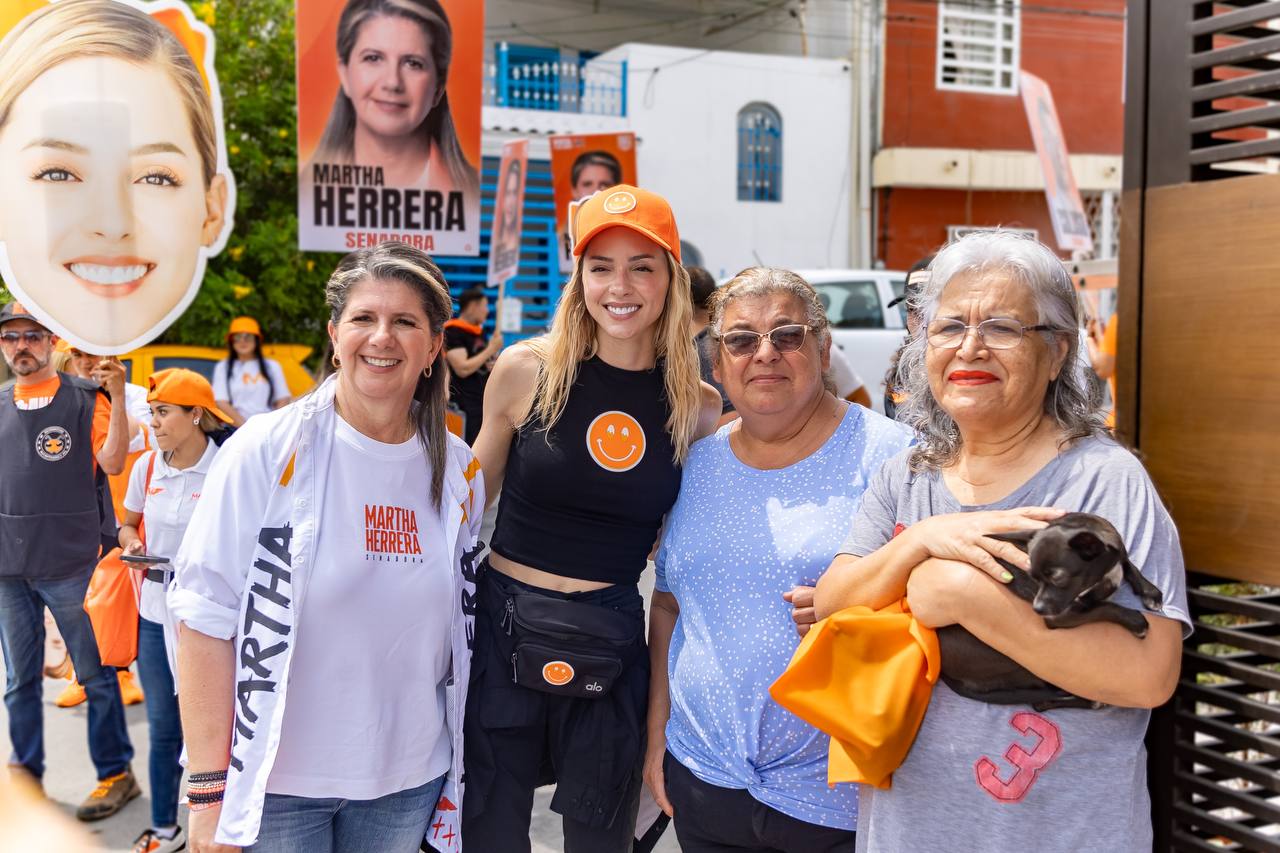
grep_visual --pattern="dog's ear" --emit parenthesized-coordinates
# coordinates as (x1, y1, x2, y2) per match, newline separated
(1068, 531, 1107, 560)
(989, 530, 1035, 552)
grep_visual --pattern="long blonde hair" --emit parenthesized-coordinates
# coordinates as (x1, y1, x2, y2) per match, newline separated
(522, 251, 702, 463)
(0, 0, 219, 188)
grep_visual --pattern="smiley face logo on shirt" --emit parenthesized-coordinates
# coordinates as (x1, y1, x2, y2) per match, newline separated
(586, 410, 645, 473)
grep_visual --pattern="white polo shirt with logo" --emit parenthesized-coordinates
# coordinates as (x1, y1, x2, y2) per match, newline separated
(123, 440, 219, 624)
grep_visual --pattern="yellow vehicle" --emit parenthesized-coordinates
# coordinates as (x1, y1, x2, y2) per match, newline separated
(120, 344, 469, 439)
(119, 343, 317, 397)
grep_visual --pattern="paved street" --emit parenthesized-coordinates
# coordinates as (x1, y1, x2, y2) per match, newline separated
(0, 544, 679, 851)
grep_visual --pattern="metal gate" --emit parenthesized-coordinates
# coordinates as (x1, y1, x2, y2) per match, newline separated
(1125, 2, 1280, 850)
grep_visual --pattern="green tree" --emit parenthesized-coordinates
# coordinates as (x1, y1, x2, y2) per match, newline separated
(166, 0, 342, 362)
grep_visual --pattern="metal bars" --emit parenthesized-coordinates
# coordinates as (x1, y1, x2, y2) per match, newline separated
(1162, 577, 1280, 850)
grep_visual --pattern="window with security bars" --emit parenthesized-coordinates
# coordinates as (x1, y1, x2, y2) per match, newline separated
(936, 0, 1020, 95)
(737, 103, 782, 202)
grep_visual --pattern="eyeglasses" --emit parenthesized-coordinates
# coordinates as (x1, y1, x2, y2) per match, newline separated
(926, 318, 1053, 350)
(719, 324, 812, 358)
(0, 331, 50, 346)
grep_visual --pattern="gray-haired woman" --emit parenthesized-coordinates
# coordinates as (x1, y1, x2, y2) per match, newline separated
(815, 231, 1190, 852)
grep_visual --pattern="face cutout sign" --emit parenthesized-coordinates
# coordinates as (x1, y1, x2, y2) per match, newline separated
(0, 0, 235, 355)
(586, 410, 646, 473)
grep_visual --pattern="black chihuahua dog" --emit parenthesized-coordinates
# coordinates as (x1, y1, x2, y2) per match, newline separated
(937, 512, 1165, 712)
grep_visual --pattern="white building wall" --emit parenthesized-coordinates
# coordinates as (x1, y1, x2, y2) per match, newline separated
(591, 43, 853, 277)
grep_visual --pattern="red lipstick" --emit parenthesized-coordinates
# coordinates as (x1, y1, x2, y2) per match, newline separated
(948, 370, 998, 385)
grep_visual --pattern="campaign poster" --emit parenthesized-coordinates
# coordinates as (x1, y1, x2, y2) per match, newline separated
(549, 132, 636, 273)
(488, 138, 528, 288)
(296, 0, 483, 256)
(1020, 71, 1093, 254)
(0, 0, 235, 356)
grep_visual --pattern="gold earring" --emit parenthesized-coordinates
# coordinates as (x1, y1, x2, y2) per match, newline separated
(331, 353, 340, 369)
(424, 364, 432, 379)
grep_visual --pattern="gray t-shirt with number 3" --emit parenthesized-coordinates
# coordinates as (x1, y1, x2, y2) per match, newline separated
(840, 435, 1191, 853)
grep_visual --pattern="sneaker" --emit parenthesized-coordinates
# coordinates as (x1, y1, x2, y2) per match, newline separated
(55, 677, 86, 708)
(76, 767, 141, 821)
(131, 826, 186, 852)
(118, 669, 145, 706)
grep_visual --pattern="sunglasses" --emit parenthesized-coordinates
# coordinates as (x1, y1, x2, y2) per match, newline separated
(0, 330, 50, 346)
(719, 323, 812, 358)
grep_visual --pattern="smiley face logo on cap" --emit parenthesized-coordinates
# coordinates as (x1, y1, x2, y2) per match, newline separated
(602, 190, 637, 215)
(543, 660, 575, 686)
(586, 410, 646, 472)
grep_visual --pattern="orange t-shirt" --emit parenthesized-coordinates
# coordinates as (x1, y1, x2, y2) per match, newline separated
(13, 375, 112, 454)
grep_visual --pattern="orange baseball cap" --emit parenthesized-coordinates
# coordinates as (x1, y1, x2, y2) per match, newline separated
(147, 368, 233, 424)
(227, 316, 262, 340)
(571, 185, 681, 264)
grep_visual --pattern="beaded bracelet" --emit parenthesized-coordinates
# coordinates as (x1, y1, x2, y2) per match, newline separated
(189, 770, 228, 785)
(188, 798, 223, 812)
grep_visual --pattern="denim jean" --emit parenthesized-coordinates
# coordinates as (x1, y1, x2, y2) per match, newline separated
(0, 570, 133, 779)
(137, 617, 182, 826)
(244, 774, 447, 853)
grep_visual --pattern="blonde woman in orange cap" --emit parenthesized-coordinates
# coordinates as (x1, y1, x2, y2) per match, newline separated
(212, 317, 291, 426)
(464, 185, 723, 851)
(118, 368, 232, 853)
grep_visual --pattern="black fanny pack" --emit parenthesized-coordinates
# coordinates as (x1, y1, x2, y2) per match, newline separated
(500, 591, 639, 700)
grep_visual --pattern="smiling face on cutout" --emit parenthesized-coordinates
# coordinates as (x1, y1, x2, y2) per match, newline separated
(0, 56, 228, 353)
(586, 410, 646, 472)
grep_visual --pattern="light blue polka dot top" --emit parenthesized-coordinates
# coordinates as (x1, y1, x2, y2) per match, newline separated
(656, 402, 912, 830)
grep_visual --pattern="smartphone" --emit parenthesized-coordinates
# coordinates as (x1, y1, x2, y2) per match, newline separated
(120, 554, 171, 565)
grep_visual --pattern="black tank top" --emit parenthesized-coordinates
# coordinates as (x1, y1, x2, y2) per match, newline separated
(491, 356, 682, 585)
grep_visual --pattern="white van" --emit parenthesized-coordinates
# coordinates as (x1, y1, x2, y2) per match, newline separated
(792, 269, 907, 414)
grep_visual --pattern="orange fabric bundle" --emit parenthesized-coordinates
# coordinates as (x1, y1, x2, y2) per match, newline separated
(84, 548, 140, 668)
(769, 600, 941, 789)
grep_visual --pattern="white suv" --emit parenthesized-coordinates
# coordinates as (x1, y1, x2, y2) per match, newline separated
(792, 269, 908, 414)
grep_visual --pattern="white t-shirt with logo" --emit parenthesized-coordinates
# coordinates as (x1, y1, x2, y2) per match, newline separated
(212, 358, 289, 420)
(123, 441, 219, 624)
(266, 415, 453, 799)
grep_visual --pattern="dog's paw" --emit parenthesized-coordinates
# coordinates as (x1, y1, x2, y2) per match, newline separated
(1141, 589, 1165, 611)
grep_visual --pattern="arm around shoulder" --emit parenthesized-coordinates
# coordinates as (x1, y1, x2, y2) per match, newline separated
(695, 381, 724, 440)
(471, 343, 539, 507)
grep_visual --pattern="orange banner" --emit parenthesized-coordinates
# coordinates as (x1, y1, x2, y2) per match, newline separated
(549, 132, 637, 272)
(1020, 71, 1093, 254)
(296, 0, 483, 256)
(488, 139, 529, 288)
(0, 0, 235, 355)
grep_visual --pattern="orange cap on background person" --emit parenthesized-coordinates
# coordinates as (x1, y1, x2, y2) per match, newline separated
(227, 316, 262, 341)
(147, 368, 233, 424)
(571, 184, 681, 264)
(54, 338, 72, 354)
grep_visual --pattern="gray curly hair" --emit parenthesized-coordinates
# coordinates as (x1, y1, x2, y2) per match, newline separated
(897, 230, 1107, 471)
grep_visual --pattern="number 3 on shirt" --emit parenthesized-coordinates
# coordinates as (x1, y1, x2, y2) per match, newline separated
(974, 711, 1062, 802)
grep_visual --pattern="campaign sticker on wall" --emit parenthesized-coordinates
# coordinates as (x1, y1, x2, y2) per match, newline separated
(296, 0, 483, 256)
(0, 0, 236, 356)
(549, 132, 636, 273)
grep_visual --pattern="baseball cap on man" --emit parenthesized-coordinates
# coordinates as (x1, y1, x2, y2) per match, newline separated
(887, 255, 935, 309)
(227, 316, 262, 341)
(0, 301, 42, 328)
(571, 185, 681, 264)
(147, 368, 233, 424)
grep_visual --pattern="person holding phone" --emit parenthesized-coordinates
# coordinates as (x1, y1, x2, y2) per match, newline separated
(118, 369, 232, 853)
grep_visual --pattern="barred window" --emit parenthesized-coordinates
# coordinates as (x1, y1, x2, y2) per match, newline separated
(737, 103, 782, 202)
(936, 0, 1020, 95)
